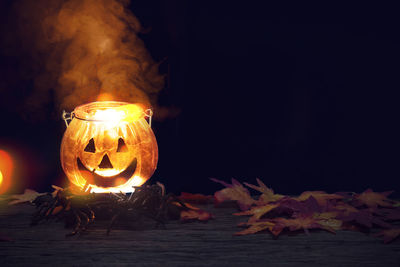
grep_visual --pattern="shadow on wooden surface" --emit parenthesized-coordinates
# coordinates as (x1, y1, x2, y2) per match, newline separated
(0, 202, 399, 266)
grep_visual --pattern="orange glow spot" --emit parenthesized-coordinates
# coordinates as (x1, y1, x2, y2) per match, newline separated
(114, 178, 126, 187)
(78, 170, 94, 185)
(92, 104, 145, 127)
(0, 150, 14, 194)
(117, 104, 146, 122)
(97, 93, 113, 101)
(90, 175, 146, 193)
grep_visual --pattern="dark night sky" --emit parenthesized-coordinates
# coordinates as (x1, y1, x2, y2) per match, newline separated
(0, 1, 399, 196)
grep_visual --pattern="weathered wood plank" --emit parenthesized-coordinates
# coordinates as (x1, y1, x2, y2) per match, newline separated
(0, 202, 399, 266)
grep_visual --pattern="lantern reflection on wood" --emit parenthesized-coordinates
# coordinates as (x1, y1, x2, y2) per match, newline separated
(60, 101, 158, 193)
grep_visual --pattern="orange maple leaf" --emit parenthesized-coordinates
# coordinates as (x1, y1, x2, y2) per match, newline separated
(244, 178, 284, 204)
(296, 191, 343, 206)
(234, 203, 279, 222)
(271, 216, 336, 236)
(313, 212, 342, 231)
(354, 189, 394, 209)
(235, 220, 275, 236)
(180, 209, 213, 222)
(211, 178, 255, 210)
(329, 202, 359, 216)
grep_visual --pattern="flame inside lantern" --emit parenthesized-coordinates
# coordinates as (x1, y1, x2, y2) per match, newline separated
(60, 101, 158, 193)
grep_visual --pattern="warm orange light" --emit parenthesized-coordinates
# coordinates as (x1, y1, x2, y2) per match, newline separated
(60, 101, 158, 193)
(0, 150, 14, 194)
(90, 176, 146, 193)
(117, 104, 146, 123)
(97, 92, 114, 102)
(90, 103, 145, 131)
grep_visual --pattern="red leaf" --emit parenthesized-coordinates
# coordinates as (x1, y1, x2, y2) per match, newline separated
(211, 178, 255, 210)
(180, 209, 213, 222)
(276, 196, 322, 217)
(337, 210, 392, 229)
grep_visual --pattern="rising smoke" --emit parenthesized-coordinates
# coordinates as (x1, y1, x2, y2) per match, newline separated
(1, 0, 164, 117)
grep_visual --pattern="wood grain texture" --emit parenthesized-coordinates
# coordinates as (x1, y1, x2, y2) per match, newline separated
(0, 202, 399, 266)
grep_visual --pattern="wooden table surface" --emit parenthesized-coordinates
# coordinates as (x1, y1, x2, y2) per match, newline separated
(0, 201, 399, 266)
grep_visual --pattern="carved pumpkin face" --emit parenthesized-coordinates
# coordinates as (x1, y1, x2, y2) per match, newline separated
(60, 101, 158, 193)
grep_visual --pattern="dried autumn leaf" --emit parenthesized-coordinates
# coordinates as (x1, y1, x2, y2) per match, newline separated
(235, 220, 275, 236)
(234, 203, 279, 222)
(211, 178, 255, 210)
(277, 196, 322, 217)
(243, 178, 284, 204)
(313, 212, 342, 231)
(8, 189, 45, 205)
(313, 212, 338, 220)
(296, 191, 343, 206)
(337, 210, 392, 229)
(234, 196, 321, 222)
(327, 202, 359, 216)
(271, 216, 336, 237)
(171, 200, 213, 222)
(374, 228, 400, 243)
(172, 201, 200, 210)
(353, 189, 394, 209)
(372, 208, 400, 221)
(178, 192, 213, 204)
(180, 209, 213, 222)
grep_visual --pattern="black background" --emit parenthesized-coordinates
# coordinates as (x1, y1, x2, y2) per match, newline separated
(0, 1, 399, 196)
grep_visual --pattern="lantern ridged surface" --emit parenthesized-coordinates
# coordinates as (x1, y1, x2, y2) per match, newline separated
(60, 101, 158, 193)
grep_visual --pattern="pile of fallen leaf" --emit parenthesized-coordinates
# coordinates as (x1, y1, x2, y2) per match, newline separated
(5, 185, 213, 236)
(211, 178, 400, 243)
(3, 179, 400, 243)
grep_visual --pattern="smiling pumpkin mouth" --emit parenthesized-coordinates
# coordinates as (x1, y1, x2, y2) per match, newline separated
(77, 157, 137, 188)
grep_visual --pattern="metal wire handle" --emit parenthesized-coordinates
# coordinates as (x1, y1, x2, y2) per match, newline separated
(62, 108, 153, 128)
(144, 109, 153, 128)
(62, 110, 74, 128)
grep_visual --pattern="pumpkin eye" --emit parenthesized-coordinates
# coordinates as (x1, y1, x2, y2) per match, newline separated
(117, 138, 128, 152)
(84, 138, 96, 153)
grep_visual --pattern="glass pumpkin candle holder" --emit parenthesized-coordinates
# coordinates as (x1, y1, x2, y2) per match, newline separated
(60, 101, 158, 193)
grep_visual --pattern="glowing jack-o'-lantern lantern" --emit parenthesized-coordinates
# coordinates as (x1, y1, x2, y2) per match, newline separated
(60, 101, 158, 193)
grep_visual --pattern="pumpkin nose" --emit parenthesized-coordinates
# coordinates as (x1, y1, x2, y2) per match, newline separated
(98, 154, 113, 169)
